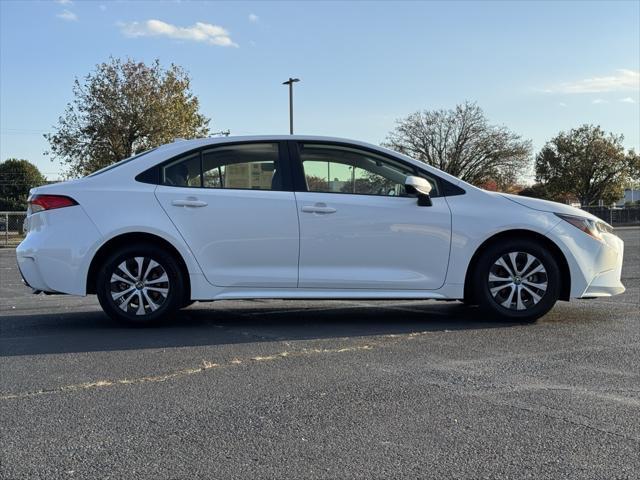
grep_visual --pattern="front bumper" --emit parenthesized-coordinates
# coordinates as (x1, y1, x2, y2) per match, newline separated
(580, 232, 625, 297)
(548, 221, 625, 298)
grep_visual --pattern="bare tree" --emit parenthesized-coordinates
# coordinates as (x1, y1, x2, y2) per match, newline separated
(383, 101, 532, 188)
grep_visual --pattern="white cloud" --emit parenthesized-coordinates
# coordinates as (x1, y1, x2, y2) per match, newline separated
(55, 0, 73, 4)
(545, 69, 639, 94)
(558, 102, 567, 107)
(249, 13, 259, 23)
(56, 9, 78, 21)
(619, 97, 636, 103)
(119, 19, 238, 47)
(592, 98, 608, 104)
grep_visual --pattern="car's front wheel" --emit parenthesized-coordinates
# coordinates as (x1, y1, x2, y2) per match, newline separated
(96, 244, 184, 326)
(472, 239, 561, 322)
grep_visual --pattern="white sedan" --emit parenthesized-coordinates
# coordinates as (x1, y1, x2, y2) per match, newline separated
(17, 136, 625, 325)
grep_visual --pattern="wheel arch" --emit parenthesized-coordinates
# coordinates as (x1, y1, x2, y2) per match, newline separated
(463, 229, 571, 303)
(86, 232, 191, 298)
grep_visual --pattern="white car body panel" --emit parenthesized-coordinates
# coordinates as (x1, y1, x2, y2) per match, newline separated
(20, 176, 204, 294)
(441, 190, 563, 290)
(295, 192, 451, 290)
(15, 135, 624, 307)
(155, 186, 300, 288)
(16, 204, 101, 295)
(546, 220, 625, 297)
(498, 192, 602, 219)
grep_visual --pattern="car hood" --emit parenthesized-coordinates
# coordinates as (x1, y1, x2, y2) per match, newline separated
(497, 193, 601, 221)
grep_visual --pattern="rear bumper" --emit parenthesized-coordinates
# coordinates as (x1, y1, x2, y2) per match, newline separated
(16, 206, 102, 295)
(17, 246, 64, 293)
(16, 255, 44, 291)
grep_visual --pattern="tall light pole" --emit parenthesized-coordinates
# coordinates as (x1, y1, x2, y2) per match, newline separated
(282, 77, 300, 134)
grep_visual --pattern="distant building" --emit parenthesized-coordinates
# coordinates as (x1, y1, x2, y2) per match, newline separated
(616, 188, 640, 207)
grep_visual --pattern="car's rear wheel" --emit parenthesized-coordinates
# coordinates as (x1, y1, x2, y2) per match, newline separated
(472, 239, 560, 322)
(96, 244, 184, 326)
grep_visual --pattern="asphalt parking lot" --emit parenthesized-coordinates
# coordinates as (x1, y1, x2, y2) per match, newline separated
(1, 229, 639, 479)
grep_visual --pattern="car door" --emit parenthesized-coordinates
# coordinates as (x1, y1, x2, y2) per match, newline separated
(292, 141, 452, 290)
(154, 141, 300, 288)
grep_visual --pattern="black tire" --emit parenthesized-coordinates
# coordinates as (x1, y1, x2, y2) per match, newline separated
(471, 238, 560, 322)
(180, 300, 196, 309)
(96, 243, 184, 326)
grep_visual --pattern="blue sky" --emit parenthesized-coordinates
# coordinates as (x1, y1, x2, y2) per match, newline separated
(1, 0, 639, 180)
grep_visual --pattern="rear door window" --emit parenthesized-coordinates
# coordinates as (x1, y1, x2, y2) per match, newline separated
(160, 143, 285, 191)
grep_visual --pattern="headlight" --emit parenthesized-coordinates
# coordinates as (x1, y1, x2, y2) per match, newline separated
(555, 213, 612, 241)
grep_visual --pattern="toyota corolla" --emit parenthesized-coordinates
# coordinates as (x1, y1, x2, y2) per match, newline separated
(17, 136, 625, 325)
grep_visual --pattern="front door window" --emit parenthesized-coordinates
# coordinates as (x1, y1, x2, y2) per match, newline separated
(299, 144, 438, 197)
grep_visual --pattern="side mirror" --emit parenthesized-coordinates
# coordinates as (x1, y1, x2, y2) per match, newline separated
(405, 176, 433, 206)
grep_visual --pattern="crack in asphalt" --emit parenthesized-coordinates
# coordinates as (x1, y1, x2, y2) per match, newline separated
(2, 328, 638, 446)
(0, 343, 377, 401)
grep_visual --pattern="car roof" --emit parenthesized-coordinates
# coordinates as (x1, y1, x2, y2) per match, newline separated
(163, 135, 384, 150)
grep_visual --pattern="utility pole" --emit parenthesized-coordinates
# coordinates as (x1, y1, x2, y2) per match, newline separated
(282, 77, 300, 134)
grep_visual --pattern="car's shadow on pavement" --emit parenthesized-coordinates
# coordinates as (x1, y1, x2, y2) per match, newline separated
(1, 300, 538, 357)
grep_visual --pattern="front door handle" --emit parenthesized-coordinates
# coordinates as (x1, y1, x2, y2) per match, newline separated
(172, 199, 208, 208)
(301, 203, 337, 214)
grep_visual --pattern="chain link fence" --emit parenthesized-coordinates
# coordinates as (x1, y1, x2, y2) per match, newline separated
(0, 212, 27, 247)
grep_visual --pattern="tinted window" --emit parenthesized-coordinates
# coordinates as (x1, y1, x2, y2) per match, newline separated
(160, 143, 282, 190)
(202, 143, 280, 190)
(299, 144, 438, 197)
(162, 153, 201, 187)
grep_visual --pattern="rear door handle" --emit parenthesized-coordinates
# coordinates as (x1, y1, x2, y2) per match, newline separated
(172, 199, 208, 208)
(301, 203, 336, 214)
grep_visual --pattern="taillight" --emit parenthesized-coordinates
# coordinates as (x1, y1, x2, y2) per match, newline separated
(28, 195, 78, 213)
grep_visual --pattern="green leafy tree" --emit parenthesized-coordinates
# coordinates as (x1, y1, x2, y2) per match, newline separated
(535, 125, 639, 206)
(383, 101, 532, 188)
(45, 57, 211, 177)
(0, 159, 47, 210)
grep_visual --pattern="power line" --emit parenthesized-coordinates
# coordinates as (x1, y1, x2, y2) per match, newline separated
(1, 129, 49, 135)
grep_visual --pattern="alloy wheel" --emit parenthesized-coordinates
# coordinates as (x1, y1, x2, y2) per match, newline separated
(488, 252, 548, 311)
(109, 256, 170, 315)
